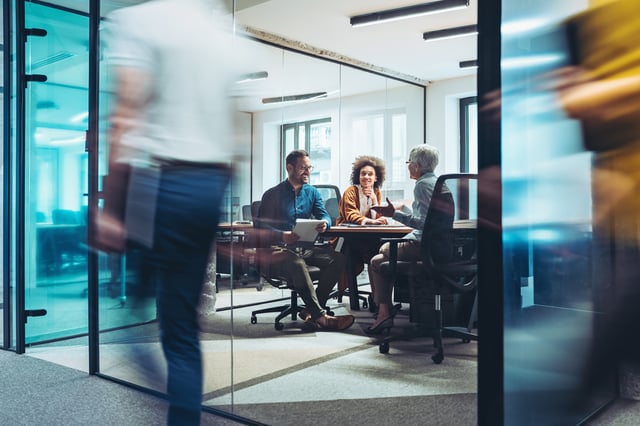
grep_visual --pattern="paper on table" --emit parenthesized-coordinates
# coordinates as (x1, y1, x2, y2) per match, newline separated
(292, 219, 325, 242)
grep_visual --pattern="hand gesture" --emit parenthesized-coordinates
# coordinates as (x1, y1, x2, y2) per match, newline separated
(282, 231, 300, 245)
(370, 198, 395, 217)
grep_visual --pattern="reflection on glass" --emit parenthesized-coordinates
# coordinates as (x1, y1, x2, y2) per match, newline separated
(501, 1, 616, 423)
(24, 2, 90, 344)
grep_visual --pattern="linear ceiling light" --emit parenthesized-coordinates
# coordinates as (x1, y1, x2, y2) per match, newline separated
(423, 24, 477, 42)
(236, 71, 269, 84)
(459, 59, 478, 69)
(262, 92, 328, 105)
(350, 0, 470, 28)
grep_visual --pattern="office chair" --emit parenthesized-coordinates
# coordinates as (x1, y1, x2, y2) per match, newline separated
(312, 184, 341, 225)
(248, 198, 333, 330)
(52, 209, 81, 224)
(250, 201, 261, 220)
(250, 265, 325, 330)
(378, 173, 478, 364)
(242, 204, 253, 221)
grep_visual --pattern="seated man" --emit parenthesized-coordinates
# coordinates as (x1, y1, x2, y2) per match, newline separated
(254, 149, 354, 331)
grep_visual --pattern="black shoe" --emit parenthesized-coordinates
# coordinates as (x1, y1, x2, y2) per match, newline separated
(365, 317, 394, 335)
(373, 304, 401, 320)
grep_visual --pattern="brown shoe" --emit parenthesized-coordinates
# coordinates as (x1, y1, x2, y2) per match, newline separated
(315, 314, 355, 331)
(298, 309, 311, 322)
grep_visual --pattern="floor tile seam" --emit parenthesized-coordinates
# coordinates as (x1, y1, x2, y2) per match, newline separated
(202, 341, 373, 400)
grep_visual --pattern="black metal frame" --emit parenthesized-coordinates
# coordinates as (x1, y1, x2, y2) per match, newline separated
(87, 0, 100, 376)
(15, 0, 26, 355)
(2, 0, 12, 351)
(477, 0, 503, 424)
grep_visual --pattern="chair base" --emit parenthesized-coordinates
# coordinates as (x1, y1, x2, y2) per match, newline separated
(249, 289, 334, 331)
(377, 323, 477, 364)
(250, 290, 305, 331)
(330, 288, 371, 311)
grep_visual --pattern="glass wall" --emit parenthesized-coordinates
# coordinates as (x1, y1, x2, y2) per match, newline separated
(4, 1, 427, 423)
(22, 1, 90, 344)
(499, 0, 616, 423)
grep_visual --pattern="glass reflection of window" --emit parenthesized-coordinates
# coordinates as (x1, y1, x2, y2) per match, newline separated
(281, 118, 332, 182)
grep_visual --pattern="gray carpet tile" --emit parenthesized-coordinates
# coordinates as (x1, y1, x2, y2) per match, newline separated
(0, 350, 246, 425)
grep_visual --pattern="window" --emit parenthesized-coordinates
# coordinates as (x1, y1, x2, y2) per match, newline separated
(459, 96, 478, 173)
(281, 118, 332, 182)
(349, 108, 408, 200)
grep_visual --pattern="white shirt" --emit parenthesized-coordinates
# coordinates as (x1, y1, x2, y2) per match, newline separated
(104, 0, 239, 163)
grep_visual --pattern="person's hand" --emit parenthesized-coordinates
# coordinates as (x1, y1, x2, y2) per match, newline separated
(363, 217, 388, 225)
(282, 231, 300, 245)
(315, 221, 328, 233)
(92, 211, 126, 253)
(370, 198, 395, 217)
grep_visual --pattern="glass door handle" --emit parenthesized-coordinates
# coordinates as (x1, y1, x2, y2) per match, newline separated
(24, 309, 47, 323)
(25, 28, 47, 38)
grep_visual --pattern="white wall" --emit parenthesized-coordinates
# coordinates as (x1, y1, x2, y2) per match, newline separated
(250, 75, 479, 201)
(250, 83, 425, 201)
(426, 75, 476, 174)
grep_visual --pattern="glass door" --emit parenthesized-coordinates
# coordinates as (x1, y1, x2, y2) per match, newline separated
(21, 2, 91, 345)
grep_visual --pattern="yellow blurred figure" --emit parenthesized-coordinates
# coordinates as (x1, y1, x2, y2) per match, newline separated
(556, 0, 640, 400)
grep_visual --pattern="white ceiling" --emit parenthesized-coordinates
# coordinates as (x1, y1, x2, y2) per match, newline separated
(37, 0, 478, 86)
(23, 0, 479, 139)
(234, 0, 478, 84)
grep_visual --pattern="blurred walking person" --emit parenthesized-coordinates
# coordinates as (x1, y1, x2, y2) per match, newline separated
(100, 1, 239, 424)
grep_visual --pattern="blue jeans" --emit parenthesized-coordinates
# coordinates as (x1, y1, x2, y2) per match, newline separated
(142, 164, 231, 425)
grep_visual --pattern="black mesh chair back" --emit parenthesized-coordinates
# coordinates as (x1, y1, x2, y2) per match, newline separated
(422, 174, 478, 293)
(377, 173, 478, 363)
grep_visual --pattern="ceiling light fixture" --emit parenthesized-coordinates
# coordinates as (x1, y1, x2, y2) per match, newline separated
(423, 24, 478, 42)
(350, 0, 470, 28)
(262, 92, 328, 104)
(236, 71, 269, 84)
(459, 60, 478, 69)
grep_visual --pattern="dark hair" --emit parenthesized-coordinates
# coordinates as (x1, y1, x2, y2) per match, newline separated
(350, 155, 386, 189)
(285, 149, 309, 166)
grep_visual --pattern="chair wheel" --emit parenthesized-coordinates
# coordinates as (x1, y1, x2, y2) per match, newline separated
(250, 316, 257, 324)
(432, 352, 443, 364)
(274, 322, 284, 331)
(379, 342, 389, 354)
(462, 338, 471, 343)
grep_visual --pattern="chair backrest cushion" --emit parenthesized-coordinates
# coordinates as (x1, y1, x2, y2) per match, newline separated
(421, 174, 478, 292)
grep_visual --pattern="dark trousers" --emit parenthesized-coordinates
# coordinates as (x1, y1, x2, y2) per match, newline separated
(141, 164, 231, 426)
(256, 246, 344, 320)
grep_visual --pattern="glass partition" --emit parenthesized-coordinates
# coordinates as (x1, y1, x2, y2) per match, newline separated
(500, 0, 616, 423)
(5, 1, 426, 422)
(22, 1, 90, 345)
(202, 33, 425, 421)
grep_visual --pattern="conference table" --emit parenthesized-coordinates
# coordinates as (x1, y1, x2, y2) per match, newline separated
(208, 222, 412, 312)
(323, 224, 412, 310)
